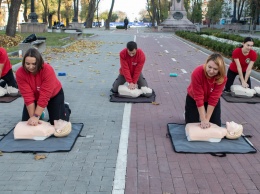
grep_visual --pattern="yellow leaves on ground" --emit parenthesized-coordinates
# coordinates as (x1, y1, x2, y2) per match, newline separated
(0, 34, 23, 47)
(152, 102, 160, 105)
(34, 154, 47, 160)
(44, 40, 103, 54)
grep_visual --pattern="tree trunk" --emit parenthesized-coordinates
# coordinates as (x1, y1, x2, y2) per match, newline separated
(158, 0, 162, 24)
(86, 0, 96, 28)
(48, 13, 53, 28)
(40, 0, 48, 23)
(23, 0, 29, 22)
(237, 0, 245, 21)
(147, 0, 153, 24)
(6, 0, 10, 10)
(96, 0, 101, 27)
(6, 0, 22, 37)
(150, 0, 157, 26)
(65, 0, 72, 27)
(58, 0, 61, 22)
(105, 0, 115, 30)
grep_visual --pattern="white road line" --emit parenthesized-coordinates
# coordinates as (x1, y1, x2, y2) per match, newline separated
(165, 50, 169, 53)
(112, 103, 132, 194)
(171, 58, 176, 61)
(181, 69, 187, 73)
(112, 34, 136, 194)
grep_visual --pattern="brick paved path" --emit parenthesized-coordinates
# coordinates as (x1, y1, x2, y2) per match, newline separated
(0, 27, 260, 194)
(122, 29, 260, 194)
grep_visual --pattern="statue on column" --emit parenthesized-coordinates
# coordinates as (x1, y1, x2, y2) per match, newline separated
(160, 0, 196, 32)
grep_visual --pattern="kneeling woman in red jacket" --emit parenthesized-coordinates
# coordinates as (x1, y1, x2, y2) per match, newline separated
(16, 48, 70, 126)
(185, 53, 227, 129)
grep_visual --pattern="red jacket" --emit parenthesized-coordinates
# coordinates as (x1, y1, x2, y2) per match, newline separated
(0, 47, 12, 77)
(229, 48, 258, 73)
(16, 63, 62, 108)
(119, 48, 146, 84)
(187, 65, 227, 107)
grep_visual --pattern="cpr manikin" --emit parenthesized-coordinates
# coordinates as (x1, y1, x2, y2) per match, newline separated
(231, 85, 256, 98)
(14, 119, 72, 140)
(185, 121, 243, 142)
(118, 85, 153, 98)
(254, 86, 260, 97)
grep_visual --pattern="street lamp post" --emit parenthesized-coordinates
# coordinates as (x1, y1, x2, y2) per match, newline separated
(72, 0, 79, 22)
(28, 0, 38, 22)
(231, 0, 237, 23)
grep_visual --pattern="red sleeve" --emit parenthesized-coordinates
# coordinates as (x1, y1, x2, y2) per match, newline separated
(132, 49, 145, 84)
(37, 64, 61, 108)
(250, 50, 258, 62)
(16, 67, 36, 106)
(0, 47, 12, 76)
(208, 77, 227, 106)
(120, 50, 133, 83)
(191, 67, 205, 107)
(0, 48, 7, 64)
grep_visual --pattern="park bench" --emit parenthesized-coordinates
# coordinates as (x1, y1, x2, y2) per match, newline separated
(19, 40, 46, 57)
(48, 28, 82, 39)
(63, 29, 82, 39)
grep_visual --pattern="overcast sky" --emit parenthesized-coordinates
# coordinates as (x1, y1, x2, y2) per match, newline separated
(98, 0, 147, 22)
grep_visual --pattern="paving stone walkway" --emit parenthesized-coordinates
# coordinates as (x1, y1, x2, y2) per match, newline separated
(0, 27, 260, 194)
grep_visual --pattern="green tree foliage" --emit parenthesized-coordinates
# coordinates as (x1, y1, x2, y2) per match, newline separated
(80, 0, 88, 22)
(190, 0, 202, 23)
(222, 2, 232, 18)
(184, 0, 192, 19)
(206, 0, 224, 24)
(250, 0, 260, 26)
(99, 11, 119, 22)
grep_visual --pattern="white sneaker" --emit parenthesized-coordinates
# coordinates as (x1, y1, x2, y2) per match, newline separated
(0, 87, 7, 97)
(6, 86, 19, 96)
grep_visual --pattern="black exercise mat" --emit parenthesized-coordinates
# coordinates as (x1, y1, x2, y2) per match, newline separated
(0, 123, 84, 153)
(0, 95, 20, 103)
(167, 123, 257, 154)
(110, 91, 156, 103)
(222, 92, 260, 104)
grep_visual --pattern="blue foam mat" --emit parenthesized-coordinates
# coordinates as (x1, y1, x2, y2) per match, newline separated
(167, 123, 257, 154)
(0, 123, 84, 153)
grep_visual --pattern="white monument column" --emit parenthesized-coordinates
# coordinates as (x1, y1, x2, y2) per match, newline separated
(160, 0, 196, 32)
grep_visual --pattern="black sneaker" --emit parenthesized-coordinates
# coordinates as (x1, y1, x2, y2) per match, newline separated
(110, 88, 118, 94)
(223, 90, 231, 94)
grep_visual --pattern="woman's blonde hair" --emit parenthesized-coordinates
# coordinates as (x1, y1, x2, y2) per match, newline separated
(203, 53, 226, 84)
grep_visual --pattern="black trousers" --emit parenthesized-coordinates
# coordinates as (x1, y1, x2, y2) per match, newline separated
(225, 68, 251, 91)
(185, 94, 221, 126)
(0, 69, 17, 88)
(22, 88, 70, 125)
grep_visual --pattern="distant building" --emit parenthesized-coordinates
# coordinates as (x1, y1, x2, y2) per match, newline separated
(0, 2, 24, 29)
